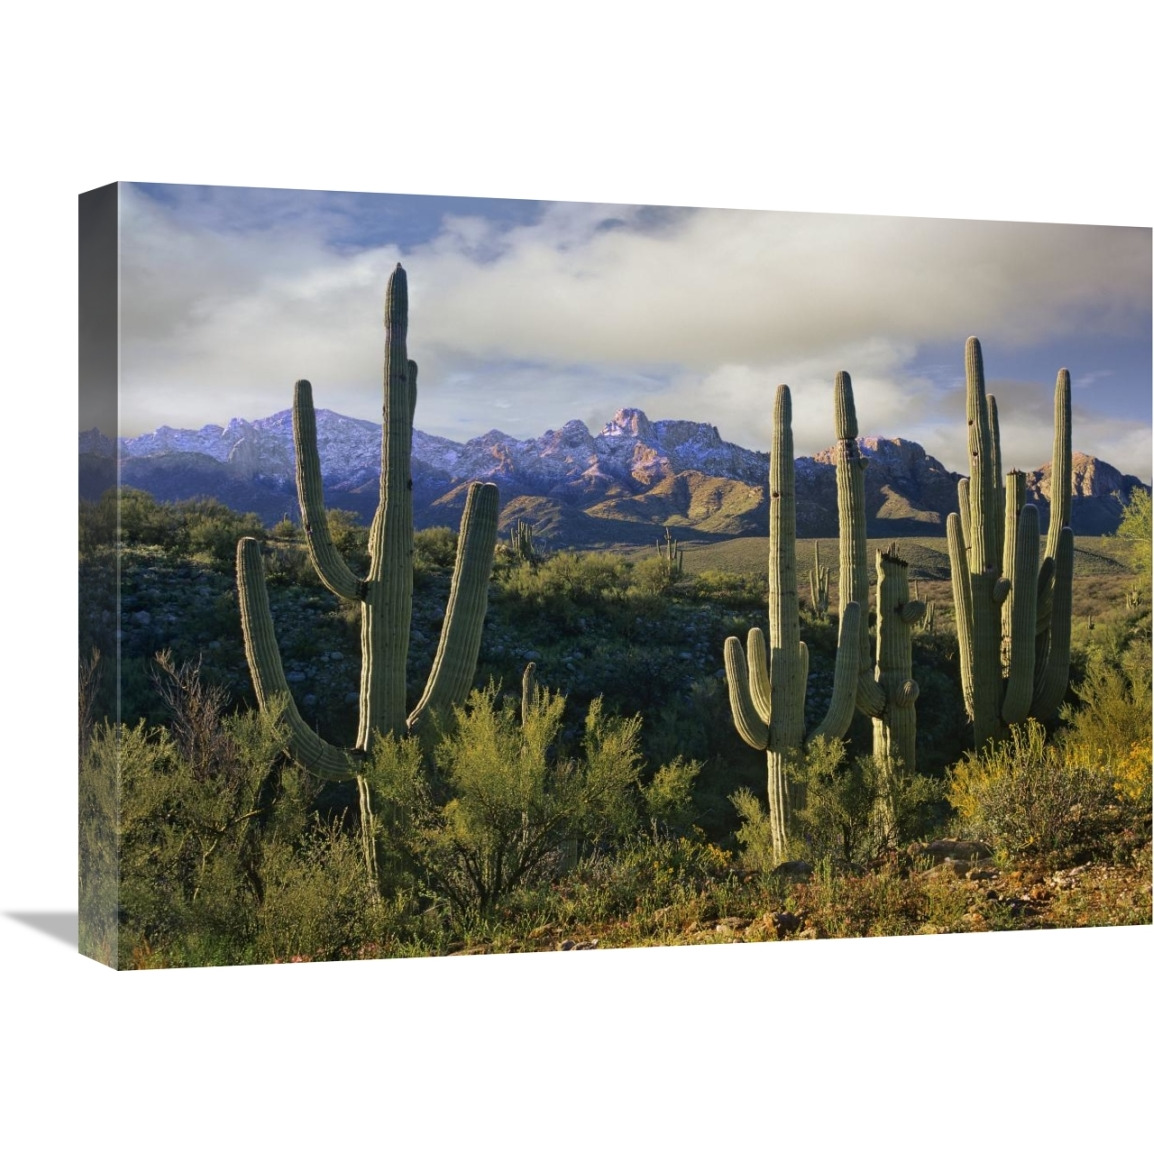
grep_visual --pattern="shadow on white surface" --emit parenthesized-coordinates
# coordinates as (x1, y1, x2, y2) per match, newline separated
(6, 911, 78, 949)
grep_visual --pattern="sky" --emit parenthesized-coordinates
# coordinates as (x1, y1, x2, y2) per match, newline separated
(118, 182, 1153, 482)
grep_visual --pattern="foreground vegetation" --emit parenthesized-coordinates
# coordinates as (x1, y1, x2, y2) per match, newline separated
(79, 493, 1152, 968)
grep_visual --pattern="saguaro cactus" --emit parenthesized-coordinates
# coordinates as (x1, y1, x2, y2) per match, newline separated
(832, 372, 888, 719)
(237, 264, 500, 782)
(808, 541, 830, 615)
(833, 375, 923, 775)
(946, 336, 1074, 751)
(724, 385, 863, 861)
(872, 545, 925, 775)
(656, 527, 684, 576)
(509, 518, 540, 567)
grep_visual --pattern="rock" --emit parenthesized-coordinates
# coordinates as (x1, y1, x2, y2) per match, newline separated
(909, 839, 994, 865)
(770, 911, 802, 936)
(772, 860, 814, 881)
(714, 917, 749, 932)
(559, 939, 576, 951)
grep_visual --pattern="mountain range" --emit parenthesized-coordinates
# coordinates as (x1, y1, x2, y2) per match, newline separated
(80, 407, 1149, 546)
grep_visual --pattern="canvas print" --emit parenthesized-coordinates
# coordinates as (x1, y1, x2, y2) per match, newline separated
(78, 183, 1152, 969)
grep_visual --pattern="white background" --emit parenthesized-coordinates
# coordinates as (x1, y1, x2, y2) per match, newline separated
(2, 3, 1150, 1148)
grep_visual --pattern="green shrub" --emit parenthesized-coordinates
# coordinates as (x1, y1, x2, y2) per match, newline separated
(730, 788, 778, 875)
(947, 719, 1117, 861)
(414, 525, 459, 569)
(1116, 487, 1152, 584)
(641, 755, 702, 833)
(366, 682, 646, 919)
(732, 738, 944, 871)
(1059, 654, 1152, 817)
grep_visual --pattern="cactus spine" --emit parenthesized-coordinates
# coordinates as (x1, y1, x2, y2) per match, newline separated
(724, 384, 863, 861)
(237, 264, 500, 781)
(946, 337, 1073, 750)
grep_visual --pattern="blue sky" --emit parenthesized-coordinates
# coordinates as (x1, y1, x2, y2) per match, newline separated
(119, 182, 1153, 481)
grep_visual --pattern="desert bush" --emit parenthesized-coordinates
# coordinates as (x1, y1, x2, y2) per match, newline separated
(947, 719, 1117, 861)
(1059, 654, 1152, 817)
(414, 525, 459, 569)
(327, 508, 368, 561)
(730, 788, 778, 875)
(641, 754, 702, 833)
(632, 554, 680, 597)
(366, 682, 647, 919)
(184, 500, 264, 565)
(1116, 487, 1152, 583)
(495, 550, 632, 629)
(688, 569, 768, 609)
(794, 739, 943, 865)
(732, 738, 944, 870)
(79, 495, 117, 557)
(101, 655, 407, 966)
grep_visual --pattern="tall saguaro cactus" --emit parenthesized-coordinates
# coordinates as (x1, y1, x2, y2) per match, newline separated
(946, 336, 1074, 751)
(833, 374, 923, 774)
(832, 372, 888, 719)
(725, 385, 863, 861)
(237, 264, 500, 782)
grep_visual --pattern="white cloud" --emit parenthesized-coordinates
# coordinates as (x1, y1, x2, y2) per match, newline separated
(117, 186, 1152, 480)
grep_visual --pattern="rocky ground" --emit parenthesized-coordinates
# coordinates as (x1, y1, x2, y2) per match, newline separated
(439, 838, 1152, 957)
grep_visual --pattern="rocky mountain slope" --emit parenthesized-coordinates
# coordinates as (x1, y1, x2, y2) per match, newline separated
(83, 406, 1149, 546)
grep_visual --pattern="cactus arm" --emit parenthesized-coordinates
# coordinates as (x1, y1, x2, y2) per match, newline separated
(1045, 369, 1072, 561)
(1001, 503, 1040, 725)
(236, 537, 360, 781)
(359, 265, 417, 745)
(901, 600, 926, 625)
(1000, 471, 1026, 666)
(809, 601, 863, 741)
(1035, 556, 1056, 635)
(407, 482, 500, 732)
(724, 636, 770, 749)
(988, 395, 1005, 568)
(966, 338, 999, 577)
(856, 669, 887, 717)
(1032, 527, 1074, 718)
(745, 627, 773, 725)
(292, 379, 364, 602)
(957, 478, 972, 553)
(895, 680, 919, 707)
(947, 511, 977, 720)
(797, 640, 809, 716)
